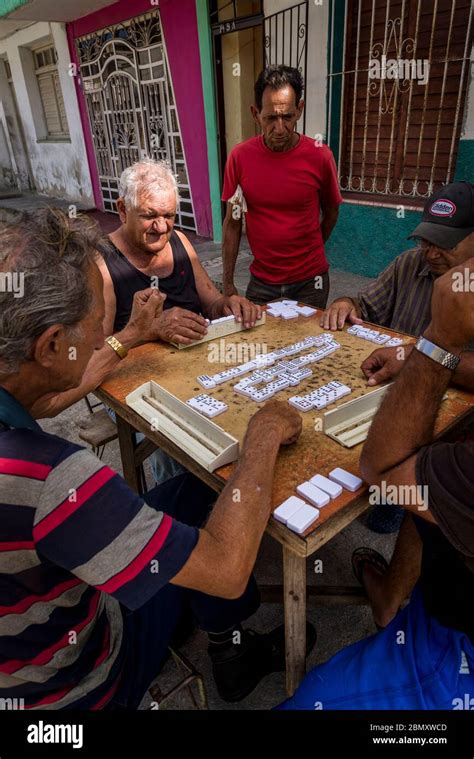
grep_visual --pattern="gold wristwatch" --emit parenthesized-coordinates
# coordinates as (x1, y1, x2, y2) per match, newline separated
(105, 335, 128, 360)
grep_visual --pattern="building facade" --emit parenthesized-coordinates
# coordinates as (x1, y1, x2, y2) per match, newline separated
(0, 0, 472, 277)
(0, 18, 94, 204)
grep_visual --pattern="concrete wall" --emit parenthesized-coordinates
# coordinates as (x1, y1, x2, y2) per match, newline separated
(0, 58, 30, 190)
(0, 21, 94, 204)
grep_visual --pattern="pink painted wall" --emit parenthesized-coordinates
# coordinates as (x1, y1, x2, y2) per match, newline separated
(68, 0, 212, 237)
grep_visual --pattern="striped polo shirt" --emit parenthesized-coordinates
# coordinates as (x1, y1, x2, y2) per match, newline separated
(0, 388, 198, 709)
(358, 247, 435, 336)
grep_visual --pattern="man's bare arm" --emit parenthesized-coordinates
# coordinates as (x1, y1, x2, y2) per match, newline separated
(171, 402, 301, 598)
(176, 230, 261, 328)
(320, 205, 339, 243)
(176, 230, 226, 313)
(222, 202, 243, 297)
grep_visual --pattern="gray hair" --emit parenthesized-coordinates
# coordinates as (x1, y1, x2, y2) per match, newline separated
(0, 208, 107, 376)
(118, 158, 180, 209)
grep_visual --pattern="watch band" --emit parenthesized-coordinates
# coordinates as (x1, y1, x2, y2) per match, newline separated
(415, 336, 460, 371)
(105, 335, 128, 360)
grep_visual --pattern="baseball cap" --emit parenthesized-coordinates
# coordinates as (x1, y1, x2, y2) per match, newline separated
(408, 181, 474, 249)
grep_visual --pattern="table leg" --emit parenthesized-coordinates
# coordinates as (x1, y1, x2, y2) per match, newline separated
(283, 546, 307, 697)
(116, 415, 141, 493)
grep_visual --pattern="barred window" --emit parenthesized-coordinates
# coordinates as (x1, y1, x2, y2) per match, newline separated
(336, 0, 473, 201)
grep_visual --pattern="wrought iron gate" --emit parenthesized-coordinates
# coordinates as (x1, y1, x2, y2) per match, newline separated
(264, 1, 308, 132)
(76, 11, 195, 229)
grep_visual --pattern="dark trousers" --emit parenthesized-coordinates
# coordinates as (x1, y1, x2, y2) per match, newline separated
(245, 271, 330, 309)
(108, 474, 260, 709)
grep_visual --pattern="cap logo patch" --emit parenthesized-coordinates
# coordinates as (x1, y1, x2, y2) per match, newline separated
(430, 199, 456, 217)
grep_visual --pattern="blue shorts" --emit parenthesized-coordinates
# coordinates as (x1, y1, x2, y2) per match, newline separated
(277, 586, 474, 710)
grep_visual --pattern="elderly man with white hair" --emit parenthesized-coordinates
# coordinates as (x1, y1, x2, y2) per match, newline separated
(100, 159, 261, 345)
(94, 158, 262, 484)
(32, 159, 261, 422)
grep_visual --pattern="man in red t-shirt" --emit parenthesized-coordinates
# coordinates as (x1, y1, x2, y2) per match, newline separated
(221, 65, 343, 307)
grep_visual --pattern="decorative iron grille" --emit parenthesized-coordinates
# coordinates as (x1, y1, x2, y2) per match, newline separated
(76, 11, 196, 228)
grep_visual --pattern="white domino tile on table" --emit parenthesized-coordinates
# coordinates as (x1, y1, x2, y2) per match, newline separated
(266, 377, 290, 393)
(248, 386, 276, 402)
(347, 324, 405, 349)
(288, 396, 314, 412)
(233, 378, 257, 397)
(186, 394, 228, 418)
(296, 481, 330, 508)
(273, 495, 308, 524)
(293, 305, 318, 317)
(328, 467, 363, 492)
(370, 334, 391, 345)
(281, 309, 299, 319)
(386, 337, 403, 347)
(197, 375, 216, 390)
(309, 474, 343, 499)
(286, 503, 320, 534)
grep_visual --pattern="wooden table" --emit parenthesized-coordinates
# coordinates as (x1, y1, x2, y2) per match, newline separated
(95, 313, 474, 695)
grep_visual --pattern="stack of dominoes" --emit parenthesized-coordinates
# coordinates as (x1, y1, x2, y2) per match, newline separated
(347, 325, 403, 347)
(267, 299, 318, 319)
(274, 468, 364, 534)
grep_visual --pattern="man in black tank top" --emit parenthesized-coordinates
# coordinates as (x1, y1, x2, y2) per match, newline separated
(99, 159, 261, 346)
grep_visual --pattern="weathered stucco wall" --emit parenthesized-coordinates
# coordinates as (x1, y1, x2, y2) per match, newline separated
(0, 21, 94, 204)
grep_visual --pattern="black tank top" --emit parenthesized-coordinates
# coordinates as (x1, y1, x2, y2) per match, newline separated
(103, 231, 202, 332)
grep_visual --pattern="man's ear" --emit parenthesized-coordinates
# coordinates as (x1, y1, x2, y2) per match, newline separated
(250, 105, 260, 126)
(297, 99, 305, 120)
(33, 325, 66, 369)
(116, 198, 127, 224)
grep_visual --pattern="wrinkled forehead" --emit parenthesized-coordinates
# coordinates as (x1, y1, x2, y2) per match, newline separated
(135, 185, 177, 215)
(260, 85, 298, 114)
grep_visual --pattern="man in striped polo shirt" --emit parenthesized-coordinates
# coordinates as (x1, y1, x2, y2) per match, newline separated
(0, 208, 309, 709)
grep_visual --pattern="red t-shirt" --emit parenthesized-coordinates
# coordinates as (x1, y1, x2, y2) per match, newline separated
(222, 135, 343, 284)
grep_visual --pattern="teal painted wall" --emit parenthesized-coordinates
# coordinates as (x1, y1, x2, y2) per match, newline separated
(454, 139, 474, 182)
(325, 204, 422, 278)
(0, 0, 28, 15)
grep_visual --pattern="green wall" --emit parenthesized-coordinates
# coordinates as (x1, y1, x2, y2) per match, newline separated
(0, 0, 28, 15)
(325, 204, 422, 278)
(195, 0, 222, 242)
(454, 139, 474, 182)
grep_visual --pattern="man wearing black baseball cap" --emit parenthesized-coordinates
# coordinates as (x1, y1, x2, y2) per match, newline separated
(408, 181, 474, 254)
(322, 181, 474, 338)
